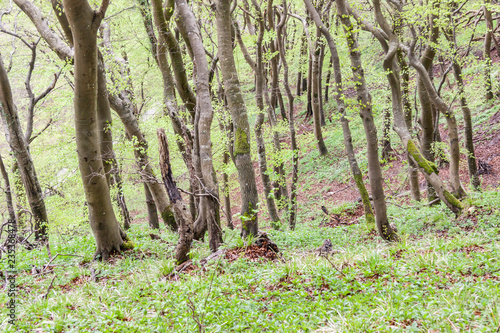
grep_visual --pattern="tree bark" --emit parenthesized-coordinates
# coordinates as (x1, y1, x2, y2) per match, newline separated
(158, 129, 193, 264)
(216, 0, 260, 237)
(96, 56, 132, 230)
(151, 0, 196, 119)
(483, 0, 494, 101)
(0, 153, 16, 224)
(0, 54, 48, 241)
(176, 0, 223, 250)
(144, 183, 159, 229)
(310, 28, 328, 155)
(62, 0, 125, 259)
(336, 0, 397, 241)
(397, 50, 421, 201)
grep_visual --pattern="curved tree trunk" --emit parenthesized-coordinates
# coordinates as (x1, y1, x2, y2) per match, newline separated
(337, 0, 397, 241)
(216, 0, 260, 237)
(0, 54, 48, 241)
(62, 0, 125, 259)
(367, 0, 464, 215)
(151, 0, 196, 119)
(176, 0, 223, 251)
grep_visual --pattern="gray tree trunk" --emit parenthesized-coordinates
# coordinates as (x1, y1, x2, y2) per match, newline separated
(62, 0, 125, 259)
(0, 54, 48, 241)
(176, 0, 223, 251)
(337, 0, 398, 241)
(216, 0, 260, 237)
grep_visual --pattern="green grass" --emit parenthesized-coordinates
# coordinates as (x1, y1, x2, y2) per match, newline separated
(5, 190, 500, 332)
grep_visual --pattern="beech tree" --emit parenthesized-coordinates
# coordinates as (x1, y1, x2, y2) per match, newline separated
(61, 0, 126, 259)
(216, 0, 260, 237)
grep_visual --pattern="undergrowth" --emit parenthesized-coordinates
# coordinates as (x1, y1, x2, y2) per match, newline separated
(3, 190, 500, 332)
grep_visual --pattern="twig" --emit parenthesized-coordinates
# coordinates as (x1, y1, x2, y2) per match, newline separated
(321, 254, 347, 278)
(43, 276, 56, 300)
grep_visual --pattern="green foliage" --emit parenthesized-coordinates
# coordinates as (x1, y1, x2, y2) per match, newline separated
(7, 191, 500, 332)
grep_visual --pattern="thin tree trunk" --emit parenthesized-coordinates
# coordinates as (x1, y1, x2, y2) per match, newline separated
(311, 29, 328, 156)
(483, 0, 494, 101)
(324, 55, 332, 103)
(398, 50, 421, 201)
(152, 0, 196, 119)
(306, 56, 313, 117)
(381, 107, 393, 160)
(304, 0, 375, 225)
(318, 35, 326, 126)
(0, 55, 48, 241)
(336, 0, 397, 241)
(276, 1, 298, 229)
(445, 23, 480, 190)
(222, 149, 233, 230)
(453, 62, 480, 190)
(96, 56, 132, 230)
(158, 129, 193, 264)
(0, 153, 16, 224)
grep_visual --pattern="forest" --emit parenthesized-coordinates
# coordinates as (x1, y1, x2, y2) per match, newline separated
(0, 0, 500, 331)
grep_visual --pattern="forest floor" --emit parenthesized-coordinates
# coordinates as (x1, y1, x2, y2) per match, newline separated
(5, 101, 500, 332)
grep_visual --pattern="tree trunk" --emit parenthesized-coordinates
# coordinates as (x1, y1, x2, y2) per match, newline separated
(144, 183, 159, 229)
(324, 55, 332, 103)
(381, 107, 393, 161)
(318, 35, 326, 126)
(453, 62, 480, 190)
(96, 56, 132, 230)
(311, 29, 328, 156)
(275, 1, 298, 229)
(151, 0, 196, 120)
(306, 56, 313, 117)
(443, 20, 480, 191)
(158, 129, 193, 264)
(0, 153, 16, 224)
(0, 54, 48, 241)
(483, 0, 494, 101)
(176, 0, 223, 251)
(336, 0, 397, 241)
(304, 0, 375, 226)
(398, 51, 421, 201)
(369, 0, 464, 215)
(62, 0, 125, 259)
(244, 6, 280, 229)
(216, 0, 260, 237)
